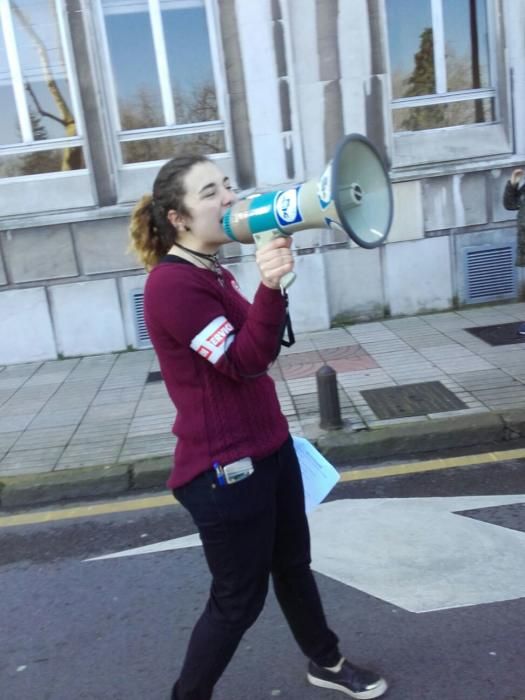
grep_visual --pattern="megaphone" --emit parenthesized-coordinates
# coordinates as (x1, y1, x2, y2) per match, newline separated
(221, 133, 393, 286)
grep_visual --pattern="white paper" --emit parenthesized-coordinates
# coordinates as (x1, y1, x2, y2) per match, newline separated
(292, 436, 341, 513)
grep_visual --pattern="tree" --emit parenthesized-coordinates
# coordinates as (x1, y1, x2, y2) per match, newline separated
(11, 1, 82, 172)
(400, 27, 446, 131)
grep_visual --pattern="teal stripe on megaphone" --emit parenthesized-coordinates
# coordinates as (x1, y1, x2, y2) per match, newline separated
(247, 191, 280, 233)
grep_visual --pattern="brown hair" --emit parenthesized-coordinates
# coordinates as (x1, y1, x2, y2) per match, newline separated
(128, 153, 210, 270)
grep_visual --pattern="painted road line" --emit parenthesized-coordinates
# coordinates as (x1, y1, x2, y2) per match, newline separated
(0, 494, 176, 528)
(340, 447, 525, 482)
(1, 446, 525, 529)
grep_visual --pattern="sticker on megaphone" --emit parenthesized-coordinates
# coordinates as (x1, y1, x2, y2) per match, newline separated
(318, 163, 332, 209)
(275, 187, 303, 227)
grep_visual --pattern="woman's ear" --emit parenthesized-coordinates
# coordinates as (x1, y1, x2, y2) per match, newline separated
(167, 209, 184, 231)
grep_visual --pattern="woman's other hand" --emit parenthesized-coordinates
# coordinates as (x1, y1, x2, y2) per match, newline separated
(511, 168, 524, 186)
(255, 236, 294, 290)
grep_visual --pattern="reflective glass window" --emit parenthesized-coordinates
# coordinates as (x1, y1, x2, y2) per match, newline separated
(0, 0, 83, 176)
(386, 0, 495, 133)
(101, 0, 223, 164)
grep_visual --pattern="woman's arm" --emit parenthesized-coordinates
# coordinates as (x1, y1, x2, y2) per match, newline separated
(147, 263, 288, 381)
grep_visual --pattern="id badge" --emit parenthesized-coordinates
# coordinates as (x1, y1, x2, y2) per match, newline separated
(223, 457, 254, 485)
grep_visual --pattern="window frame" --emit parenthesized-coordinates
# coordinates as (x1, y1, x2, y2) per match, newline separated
(96, 0, 231, 172)
(385, 0, 512, 168)
(0, 0, 87, 175)
(0, 0, 97, 220)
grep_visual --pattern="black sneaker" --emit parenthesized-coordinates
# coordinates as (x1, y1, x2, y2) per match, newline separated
(307, 658, 388, 699)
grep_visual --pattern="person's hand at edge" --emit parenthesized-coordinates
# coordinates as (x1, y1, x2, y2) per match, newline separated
(510, 168, 524, 186)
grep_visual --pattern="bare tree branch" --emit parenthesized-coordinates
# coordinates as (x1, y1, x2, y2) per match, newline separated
(25, 81, 66, 125)
(11, 1, 76, 135)
(11, 1, 82, 171)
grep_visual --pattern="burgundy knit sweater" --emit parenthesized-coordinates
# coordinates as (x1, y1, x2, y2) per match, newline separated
(144, 256, 289, 489)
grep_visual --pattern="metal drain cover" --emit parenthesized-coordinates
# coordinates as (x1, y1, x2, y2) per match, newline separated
(465, 322, 525, 346)
(361, 381, 467, 419)
(146, 371, 163, 383)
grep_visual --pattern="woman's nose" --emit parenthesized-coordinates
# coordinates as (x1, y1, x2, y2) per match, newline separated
(222, 187, 237, 207)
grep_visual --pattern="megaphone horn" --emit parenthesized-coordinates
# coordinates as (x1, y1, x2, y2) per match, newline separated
(221, 133, 393, 279)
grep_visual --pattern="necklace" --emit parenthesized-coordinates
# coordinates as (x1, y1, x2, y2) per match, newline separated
(173, 241, 224, 285)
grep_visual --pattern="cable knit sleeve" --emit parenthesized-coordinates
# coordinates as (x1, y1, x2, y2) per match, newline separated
(145, 264, 286, 381)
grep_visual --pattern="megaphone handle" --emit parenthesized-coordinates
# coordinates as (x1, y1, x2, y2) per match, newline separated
(252, 230, 296, 290)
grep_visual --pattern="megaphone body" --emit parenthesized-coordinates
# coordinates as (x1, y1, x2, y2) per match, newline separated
(221, 134, 393, 289)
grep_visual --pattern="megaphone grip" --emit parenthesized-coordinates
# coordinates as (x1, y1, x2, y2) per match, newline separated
(279, 271, 296, 290)
(252, 230, 296, 290)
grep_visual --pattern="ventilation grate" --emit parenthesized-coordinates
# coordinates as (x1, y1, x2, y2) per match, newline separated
(130, 289, 152, 348)
(464, 245, 516, 303)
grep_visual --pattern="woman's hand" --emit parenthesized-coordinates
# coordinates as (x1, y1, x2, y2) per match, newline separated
(255, 236, 294, 290)
(511, 168, 524, 186)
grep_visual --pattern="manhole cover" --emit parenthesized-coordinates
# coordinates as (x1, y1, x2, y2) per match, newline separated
(465, 322, 525, 346)
(146, 371, 163, 383)
(361, 381, 467, 419)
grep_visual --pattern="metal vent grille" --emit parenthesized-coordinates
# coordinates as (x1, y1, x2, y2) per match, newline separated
(464, 245, 516, 303)
(130, 289, 151, 348)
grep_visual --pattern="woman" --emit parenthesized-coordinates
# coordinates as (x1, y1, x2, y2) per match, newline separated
(129, 153, 388, 700)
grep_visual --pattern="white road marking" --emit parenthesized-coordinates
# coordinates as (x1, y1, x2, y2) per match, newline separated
(86, 495, 525, 613)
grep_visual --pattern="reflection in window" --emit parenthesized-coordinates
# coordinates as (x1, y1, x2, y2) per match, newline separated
(163, 6, 218, 124)
(0, 28, 19, 146)
(393, 98, 495, 132)
(0, 147, 85, 178)
(121, 131, 225, 164)
(386, 0, 494, 133)
(388, 0, 434, 99)
(443, 0, 490, 92)
(102, 0, 223, 164)
(104, 9, 164, 130)
(0, 0, 83, 176)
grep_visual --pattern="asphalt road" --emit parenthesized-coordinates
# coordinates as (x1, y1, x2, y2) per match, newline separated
(0, 454, 524, 700)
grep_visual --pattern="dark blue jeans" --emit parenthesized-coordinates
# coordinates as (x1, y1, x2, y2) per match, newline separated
(171, 435, 340, 700)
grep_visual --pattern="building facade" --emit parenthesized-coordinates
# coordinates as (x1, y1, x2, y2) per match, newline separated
(1, 0, 524, 364)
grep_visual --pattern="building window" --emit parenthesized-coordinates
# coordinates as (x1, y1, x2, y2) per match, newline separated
(386, 0, 496, 133)
(384, 0, 511, 167)
(0, 0, 84, 178)
(100, 0, 226, 165)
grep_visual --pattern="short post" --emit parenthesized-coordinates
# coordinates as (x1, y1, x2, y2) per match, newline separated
(316, 364, 343, 430)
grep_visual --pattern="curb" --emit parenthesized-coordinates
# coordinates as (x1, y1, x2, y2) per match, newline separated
(316, 412, 506, 464)
(1, 409, 525, 511)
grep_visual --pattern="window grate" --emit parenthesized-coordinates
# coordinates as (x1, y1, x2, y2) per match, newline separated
(130, 289, 151, 348)
(463, 245, 516, 303)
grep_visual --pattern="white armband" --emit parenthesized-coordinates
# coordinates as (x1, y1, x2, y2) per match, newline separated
(190, 316, 235, 364)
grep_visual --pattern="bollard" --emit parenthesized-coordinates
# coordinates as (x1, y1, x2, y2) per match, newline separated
(316, 364, 343, 430)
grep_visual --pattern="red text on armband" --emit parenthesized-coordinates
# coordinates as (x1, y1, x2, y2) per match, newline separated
(190, 317, 235, 365)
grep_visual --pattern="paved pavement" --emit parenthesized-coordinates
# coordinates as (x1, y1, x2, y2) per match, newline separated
(1, 302, 525, 509)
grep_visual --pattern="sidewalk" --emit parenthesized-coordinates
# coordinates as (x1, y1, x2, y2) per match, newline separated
(1, 302, 525, 509)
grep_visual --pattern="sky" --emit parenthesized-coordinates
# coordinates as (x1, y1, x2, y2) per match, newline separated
(105, 5, 215, 106)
